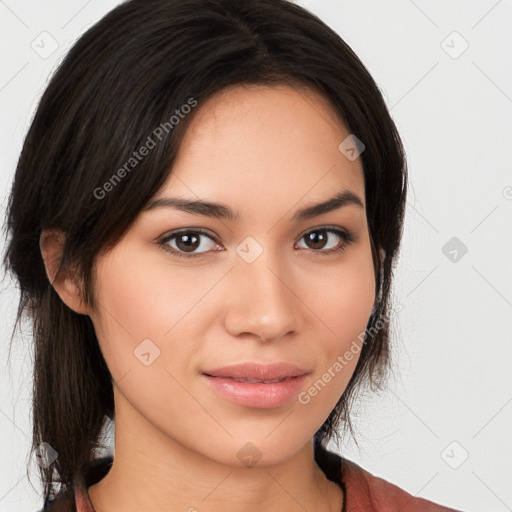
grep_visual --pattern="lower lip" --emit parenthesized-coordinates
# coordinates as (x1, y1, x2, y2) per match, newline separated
(201, 374, 308, 409)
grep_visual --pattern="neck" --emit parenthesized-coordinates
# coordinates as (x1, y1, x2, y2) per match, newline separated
(87, 393, 343, 512)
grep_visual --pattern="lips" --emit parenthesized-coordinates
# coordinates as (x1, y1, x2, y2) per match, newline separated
(201, 363, 310, 408)
(202, 362, 310, 382)
(225, 376, 288, 383)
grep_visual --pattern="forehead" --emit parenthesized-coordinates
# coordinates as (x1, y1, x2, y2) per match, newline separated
(152, 84, 365, 216)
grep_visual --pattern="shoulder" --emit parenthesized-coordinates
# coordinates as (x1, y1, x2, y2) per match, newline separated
(341, 458, 462, 512)
(314, 443, 463, 512)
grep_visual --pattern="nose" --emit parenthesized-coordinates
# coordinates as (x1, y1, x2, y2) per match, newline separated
(223, 245, 299, 342)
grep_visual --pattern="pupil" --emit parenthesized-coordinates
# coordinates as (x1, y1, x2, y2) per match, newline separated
(178, 234, 199, 252)
(308, 231, 326, 249)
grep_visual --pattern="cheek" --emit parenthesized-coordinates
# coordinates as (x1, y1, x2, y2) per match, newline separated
(331, 264, 375, 343)
(89, 255, 207, 424)
(302, 239, 376, 346)
(90, 250, 222, 380)
(295, 241, 375, 409)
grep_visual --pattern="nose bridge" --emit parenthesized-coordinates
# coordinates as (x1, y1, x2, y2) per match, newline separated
(225, 236, 297, 340)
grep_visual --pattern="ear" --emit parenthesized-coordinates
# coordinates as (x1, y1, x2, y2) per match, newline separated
(39, 229, 91, 315)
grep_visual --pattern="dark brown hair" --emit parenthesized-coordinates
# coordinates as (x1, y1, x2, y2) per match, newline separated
(2, 0, 407, 503)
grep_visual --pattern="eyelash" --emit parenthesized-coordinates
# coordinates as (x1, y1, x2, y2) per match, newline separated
(157, 226, 355, 260)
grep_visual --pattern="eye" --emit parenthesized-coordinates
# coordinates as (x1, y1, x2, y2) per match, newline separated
(296, 227, 355, 255)
(157, 226, 355, 260)
(158, 229, 221, 259)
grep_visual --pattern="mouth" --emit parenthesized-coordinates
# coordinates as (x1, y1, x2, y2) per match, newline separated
(200, 362, 310, 409)
(203, 375, 293, 384)
(202, 362, 310, 381)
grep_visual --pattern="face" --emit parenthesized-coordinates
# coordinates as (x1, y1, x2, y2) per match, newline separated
(88, 84, 376, 466)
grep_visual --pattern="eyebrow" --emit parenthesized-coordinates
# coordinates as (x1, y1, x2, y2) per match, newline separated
(143, 189, 364, 223)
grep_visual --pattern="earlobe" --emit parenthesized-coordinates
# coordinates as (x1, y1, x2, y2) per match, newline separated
(39, 229, 90, 315)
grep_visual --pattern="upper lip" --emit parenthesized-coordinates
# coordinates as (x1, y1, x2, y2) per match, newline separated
(203, 362, 310, 381)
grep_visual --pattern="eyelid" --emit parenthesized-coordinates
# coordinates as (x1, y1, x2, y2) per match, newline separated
(157, 227, 221, 257)
(157, 225, 356, 259)
(298, 225, 356, 253)
(159, 227, 217, 240)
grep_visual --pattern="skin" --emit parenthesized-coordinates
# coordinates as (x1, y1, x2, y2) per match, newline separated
(41, 83, 376, 512)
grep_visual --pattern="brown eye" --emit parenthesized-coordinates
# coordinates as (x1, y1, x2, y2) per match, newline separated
(297, 228, 354, 254)
(159, 229, 219, 258)
(174, 232, 201, 252)
(303, 230, 330, 250)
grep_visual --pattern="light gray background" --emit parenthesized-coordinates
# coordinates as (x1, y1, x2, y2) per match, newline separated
(1, 1, 511, 511)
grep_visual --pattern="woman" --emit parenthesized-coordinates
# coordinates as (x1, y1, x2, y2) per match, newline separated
(3, 0, 463, 510)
